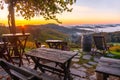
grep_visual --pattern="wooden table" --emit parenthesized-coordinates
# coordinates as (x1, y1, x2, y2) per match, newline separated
(2, 33, 30, 66)
(46, 40, 68, 50)
(26, 48, 78, 80)
(96, 57, 120, 80)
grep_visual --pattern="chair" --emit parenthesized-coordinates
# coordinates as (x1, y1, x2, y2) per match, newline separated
(35, 40, 41, 48)
(61, 42, 70, 51)
(35, 40, 46, 48)
(0, 59, 42, 80)
(93, 35, 110, 54)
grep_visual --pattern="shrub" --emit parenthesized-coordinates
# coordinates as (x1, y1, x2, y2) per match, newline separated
(26, 41, 36, 49)
(110, 45, 120, 52)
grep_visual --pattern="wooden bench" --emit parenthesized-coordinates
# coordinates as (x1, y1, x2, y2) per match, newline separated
(0, 59, 42, 80)
(0, 59, 63, 80)
(96, 57, 120, 80)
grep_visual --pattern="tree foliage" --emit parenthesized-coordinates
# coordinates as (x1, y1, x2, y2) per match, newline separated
(0, 0, 76, 23)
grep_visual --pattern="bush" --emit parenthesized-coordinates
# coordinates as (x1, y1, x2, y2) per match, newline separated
(110, 45, 120, 52)
(26, 41, 36, 49)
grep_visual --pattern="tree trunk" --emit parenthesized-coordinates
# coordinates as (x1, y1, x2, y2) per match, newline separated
(9, 0, 16, 34)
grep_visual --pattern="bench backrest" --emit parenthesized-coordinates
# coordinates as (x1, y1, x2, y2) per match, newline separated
(93, 35, 107, 50)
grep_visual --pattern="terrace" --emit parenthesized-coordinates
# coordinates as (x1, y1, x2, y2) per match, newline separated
(0, 0, 120, 80)
(0, 33, 120, 80)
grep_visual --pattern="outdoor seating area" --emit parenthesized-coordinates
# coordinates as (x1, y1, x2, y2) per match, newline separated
(0, 33, 120, 80)
(0, 0, 120, 80)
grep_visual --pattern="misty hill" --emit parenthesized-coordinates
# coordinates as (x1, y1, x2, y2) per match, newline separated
(21, 23, 93, 43)
(25, 24, 92, 35)
(22, 24, 69, 42)
(70, 24, 120, 29)
(1, 23, 120, 43)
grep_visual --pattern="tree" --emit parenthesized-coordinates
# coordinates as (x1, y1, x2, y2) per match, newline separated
(0, 0, 76, 33)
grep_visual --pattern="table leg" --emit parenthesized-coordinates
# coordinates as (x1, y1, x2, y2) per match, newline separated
(103, 73, 109, 80)
(30, 56, 45, 72)
(63, 60, 71, 80)
(96, 72, 109, 80)
(34, 58, 40, 70)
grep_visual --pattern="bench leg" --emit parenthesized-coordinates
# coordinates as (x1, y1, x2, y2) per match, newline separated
(103, 73, 109, 80)
(96, 72, 109, 80)
(96, 72, 103, 80)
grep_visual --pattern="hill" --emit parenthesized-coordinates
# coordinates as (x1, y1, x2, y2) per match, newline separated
(23, 24, 69, 42)
(22, 24, 92, 43)
(40, 24, 92, 35)
(1, 24, 120, 44)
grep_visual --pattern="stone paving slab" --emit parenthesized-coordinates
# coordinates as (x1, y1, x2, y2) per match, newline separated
(70, 68, 87, 78)
(72, 58, 79, 62)
(0, 69, 8, 76)
(83, 63, 93, 68)
(93, 57, 100, 62)
(40, 73, 61, 80)
(72, 63, 81, 68)
(73, 77, 87, 80)
(73, 49, 79, 52)
(89, 74, 96, 80)
(78, 67, 87, 72)
(82, 55, 92, 60)
(74, 55, 80, 59)
(88, 61, 97, 65)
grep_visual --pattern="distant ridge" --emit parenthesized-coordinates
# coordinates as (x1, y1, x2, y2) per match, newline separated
(21, 24, 69, 42)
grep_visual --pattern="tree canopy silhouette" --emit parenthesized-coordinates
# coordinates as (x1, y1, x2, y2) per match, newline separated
(0, 0, 76, 33)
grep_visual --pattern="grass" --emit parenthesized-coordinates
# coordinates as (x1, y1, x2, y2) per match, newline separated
(25, 41, 120, 59)
(110, 51, 120, 56)
(106, 44, 120, 59)
(112, 43, 120, 46)
(105, 51, 120, 59)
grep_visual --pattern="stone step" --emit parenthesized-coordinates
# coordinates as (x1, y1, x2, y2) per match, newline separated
(72, 63, 81, 68)
(82, 55, 92, 60)
(88, 61, 98, 65)
(93, 57, 100, 62)
(70, 68, 87, 78)
(83, 63, 93, 68)
(78, 67, 87, 72)
(72, 58, 79, 62)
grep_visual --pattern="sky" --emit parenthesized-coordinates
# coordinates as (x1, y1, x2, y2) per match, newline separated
(0, 0, 120, 26)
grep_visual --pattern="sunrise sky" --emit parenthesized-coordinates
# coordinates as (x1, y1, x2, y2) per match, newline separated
(0, 0, 120, 26)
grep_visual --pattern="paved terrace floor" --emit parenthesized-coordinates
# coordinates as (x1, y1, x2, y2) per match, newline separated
(0, 49, 119, 80)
